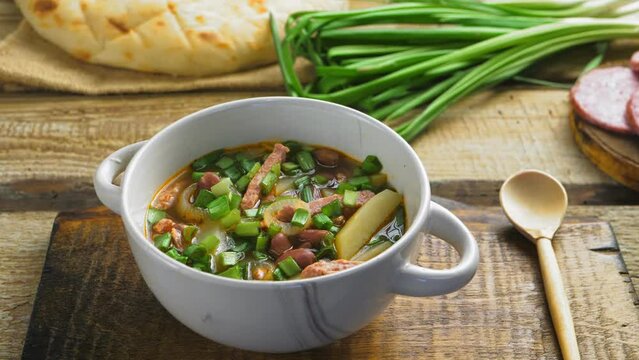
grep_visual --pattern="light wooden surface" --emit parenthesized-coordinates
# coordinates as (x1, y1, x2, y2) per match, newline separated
(1, 1, 638, 358)
(19, 207, 639, 359)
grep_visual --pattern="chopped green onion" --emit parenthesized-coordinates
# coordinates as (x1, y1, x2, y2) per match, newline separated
(267, 223, 282, 237)
(153, 233, 172, 252)
(191, 172, 205, 181)
(218, 264, 244, 279)
(361, 155, 383, 174)
(235, 221, 261, 237)
(228, 192, 242, 209)
(257, 204, 269, 218)
(260, 172, 278, 195)
(283, 140, 303, 153)
(184, 244, 208, 263)
(282, 162, 300, 175)
(192, 262, 211, 272)
(352, 167, 364, 177)
(243, 208, 259, 218)
(182, 225, 198, 244)
(348, 176, 371, 189)
(322, 199, 342, 217)
(224, 165, 243, 182)
(272, 267, 287, 281)
(336, 182, 357, 194)
(291, 208, 310, 228)
(193, 189, 216, 208)
(207, 196, 230, 220)
(312, 175, 329, 185)
(312, 213, 333, 230)
(247, 163, 261, 178)
(166, 248, 188, 264)
(329, 225, 341, 234)
(219, 251, 240, 267)
(278, 256, 302, 277)
(271, 163, 281, 177)
(220, 208, 241, 229)
(253, 250, 269, 261)
(294, 175, 310, 188)
(300, 185, 314, 203)
(239, 159, 257, 173)
(232, 240, 251, 252)
(192, 149, 223, 171)
(296, 151, 315, 172)
(343, 190, 359, 207)
(256, 232, 270, 252)
(211, 178, 233, 196)
(147, 208, 166, 225)
(215, 156, 235, 170)
(235, 175, 250, 192)
(316, 232, 337, 259)
(199, 234, 220, 253)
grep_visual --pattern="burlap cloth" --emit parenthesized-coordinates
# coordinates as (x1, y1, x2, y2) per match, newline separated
(0, 21, 313, 94)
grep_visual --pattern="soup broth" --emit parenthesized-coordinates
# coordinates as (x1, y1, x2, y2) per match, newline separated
(146, 141, 405, 281)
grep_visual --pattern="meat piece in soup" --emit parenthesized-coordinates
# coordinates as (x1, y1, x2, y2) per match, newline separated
(146, 141, 406, 281)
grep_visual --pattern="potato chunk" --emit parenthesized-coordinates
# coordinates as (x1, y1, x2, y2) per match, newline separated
(336, 190, 402, 260)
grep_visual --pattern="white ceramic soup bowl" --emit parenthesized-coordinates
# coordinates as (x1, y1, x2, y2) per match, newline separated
(94, 97, 479, 353)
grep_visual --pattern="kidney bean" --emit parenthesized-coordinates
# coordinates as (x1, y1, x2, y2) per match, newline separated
(313, 149, 339, 167)
(197, 172, 220, 189)
(276, 205, 296, 223)
(269, 233, 292, 257)
(298, 229, 329, 247)
(276, 248, 316, 269)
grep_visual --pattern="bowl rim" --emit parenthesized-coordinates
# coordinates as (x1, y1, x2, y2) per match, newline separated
(121, 96, 431, 289)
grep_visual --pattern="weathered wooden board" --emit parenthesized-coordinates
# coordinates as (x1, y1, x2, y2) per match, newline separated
(571, 112, 639, 192)
(21, 206, 638, 359)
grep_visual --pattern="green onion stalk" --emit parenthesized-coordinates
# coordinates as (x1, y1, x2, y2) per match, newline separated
(270, 0, 639, 141)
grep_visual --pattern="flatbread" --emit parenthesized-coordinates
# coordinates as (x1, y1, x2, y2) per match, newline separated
(15, 0, 347, 76)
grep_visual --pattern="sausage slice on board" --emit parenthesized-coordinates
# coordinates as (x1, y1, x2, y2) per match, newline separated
(626, 89, 639, 133)
(570, 66, 638, 135)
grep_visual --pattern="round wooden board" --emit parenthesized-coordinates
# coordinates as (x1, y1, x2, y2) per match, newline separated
(570, 112, 639, 191)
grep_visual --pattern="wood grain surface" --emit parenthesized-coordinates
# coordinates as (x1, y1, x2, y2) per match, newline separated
(20, 206, 638, 359)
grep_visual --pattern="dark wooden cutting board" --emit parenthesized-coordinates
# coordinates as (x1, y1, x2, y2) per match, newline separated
(21, 205, 639, 359)
(571, 112, 639, 192)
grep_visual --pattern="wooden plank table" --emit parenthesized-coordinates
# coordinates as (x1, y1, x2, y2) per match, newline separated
(0, 1, 638, 358)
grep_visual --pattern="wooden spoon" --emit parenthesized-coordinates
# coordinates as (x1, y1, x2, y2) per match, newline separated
(499, 170, 580, 360)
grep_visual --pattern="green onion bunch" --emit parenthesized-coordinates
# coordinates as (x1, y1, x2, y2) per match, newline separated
(271, 0, 639, 141)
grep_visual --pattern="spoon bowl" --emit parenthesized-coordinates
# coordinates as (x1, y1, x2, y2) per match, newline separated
(499, 169, 568, 242)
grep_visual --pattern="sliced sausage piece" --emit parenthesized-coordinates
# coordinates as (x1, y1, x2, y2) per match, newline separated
(153, 218, 175, 233)
(309, 190, 375, 215)
(313, 148, 339, 167)
(240, 143, 289, 209)
(301, 259, 361, 278)
(276, 248, 316, 269)
(570, 66, 638, 134)
(309, 194, 341, 215)
(631, 51, 639, 73)
(197, 172, 220, 190)
(298, 229, 330, 247)
(627, 89, 639, 133)
(152, 179, 190, 210)
(269, 233, 292, 257)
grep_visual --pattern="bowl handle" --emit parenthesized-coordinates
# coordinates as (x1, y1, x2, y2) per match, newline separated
(392, 201, 479, 297)
(93, 141, 145, 215)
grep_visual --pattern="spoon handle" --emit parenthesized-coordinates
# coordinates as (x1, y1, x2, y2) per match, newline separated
(536, 237, 580, 360)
